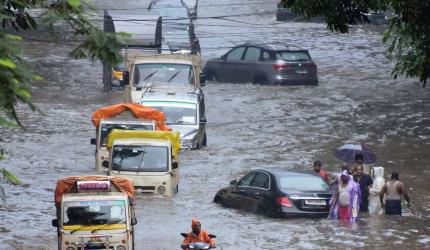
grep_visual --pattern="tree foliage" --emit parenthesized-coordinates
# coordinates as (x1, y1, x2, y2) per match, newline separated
(0, 0, 124, 128)
(282, 0, 430, 87)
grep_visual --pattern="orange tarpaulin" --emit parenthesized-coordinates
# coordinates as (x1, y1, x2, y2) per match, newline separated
(91, 103, 170, 131)
(54, 176, 135, 207)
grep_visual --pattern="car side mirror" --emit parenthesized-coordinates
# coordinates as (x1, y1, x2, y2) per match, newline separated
(90, 138, 96, 145)
(221, 55, 227, 61)
(230, 180, 237, 186)
(172, 161, 179, 169)
(122, 71, 130, 86)
(199, 72, 206, 86)
(200, 117, 207, 123)
(102, 160, 109, 169)
(52, 219, 59, 227)
(131, 218, 137, 225)
(208, 234, 216, 239)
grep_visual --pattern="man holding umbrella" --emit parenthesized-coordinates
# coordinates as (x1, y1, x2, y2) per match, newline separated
(335, 144, 377, 177)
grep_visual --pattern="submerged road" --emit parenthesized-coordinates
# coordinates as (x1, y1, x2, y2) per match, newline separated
(1, 0, 430, 249)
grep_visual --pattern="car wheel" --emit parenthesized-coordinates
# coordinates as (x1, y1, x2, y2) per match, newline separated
(256, 205, 266, 215)
(252, 75, 268, 84)
(175, 184, 179, 193)
(202, 133, 207, 147)
(213, 195, 222, 204)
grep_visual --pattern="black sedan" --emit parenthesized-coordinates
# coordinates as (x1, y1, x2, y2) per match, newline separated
(213, 169, 333, 218)
(203, 43, 318, 85)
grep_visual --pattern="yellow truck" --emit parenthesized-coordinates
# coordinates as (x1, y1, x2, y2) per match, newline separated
(104, 130, 181, 196)
(52, 176, 137, 250)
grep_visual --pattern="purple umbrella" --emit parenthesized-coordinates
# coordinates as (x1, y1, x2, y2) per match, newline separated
(335, 144, 376, 164)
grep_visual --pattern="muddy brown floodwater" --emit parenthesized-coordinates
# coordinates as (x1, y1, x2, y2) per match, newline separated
(1, 0, 430, 249)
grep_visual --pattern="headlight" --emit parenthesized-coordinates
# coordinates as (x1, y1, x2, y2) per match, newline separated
(116, 246, 126, 250)
(157, 186, 166, 194)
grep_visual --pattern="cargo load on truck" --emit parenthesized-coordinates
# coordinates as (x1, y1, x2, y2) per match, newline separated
(91, 103, 170, 172)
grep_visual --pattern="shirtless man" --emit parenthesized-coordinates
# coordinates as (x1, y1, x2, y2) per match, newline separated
(379, 172, 410, 215)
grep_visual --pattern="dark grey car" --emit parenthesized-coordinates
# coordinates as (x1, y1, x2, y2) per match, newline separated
(203, 43, 318, 85)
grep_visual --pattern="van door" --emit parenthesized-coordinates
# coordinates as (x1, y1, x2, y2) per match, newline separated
(171, 150, 179, 193)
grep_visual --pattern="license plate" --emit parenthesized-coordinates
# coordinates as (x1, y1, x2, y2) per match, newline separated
(296, 69, 308, 74)
(305, 199, 326, 205)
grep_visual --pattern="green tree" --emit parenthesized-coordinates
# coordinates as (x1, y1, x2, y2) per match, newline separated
(0, 0, 124, 196)
(281, 0, 430, 87)
(0, 0, 124, 128)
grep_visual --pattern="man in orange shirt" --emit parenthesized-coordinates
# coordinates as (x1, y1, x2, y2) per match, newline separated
(313, 160, 329, 183)
(181, 218, 216, 249)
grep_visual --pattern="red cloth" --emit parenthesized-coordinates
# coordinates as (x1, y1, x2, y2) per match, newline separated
(319, 170, 329, 183)
(338, 206, 351, 220)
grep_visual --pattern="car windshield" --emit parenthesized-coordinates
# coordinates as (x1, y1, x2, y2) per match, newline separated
(63, 200, 126, 226)
(278, 175, 329, 192)
(141, 101, 197, 125)
(276, 51, 310, 61)
(112, 145, 168, 172)
(134, 63, 193, 86)
(100, 123, 154, 147)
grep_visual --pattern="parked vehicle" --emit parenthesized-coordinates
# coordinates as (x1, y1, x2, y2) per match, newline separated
(90, 103, 170, 172)
(52, 176, 137, 250)
(104, 129, 181, 196)
(103, 9, 162, 91)
(140, 85, 207, 149)
(148, 0, 200, 53)
(213, 169, 333, 217)
(275, 0, 322, 22)
(203, 43, 318, 85)
(122, 53, 205, 103)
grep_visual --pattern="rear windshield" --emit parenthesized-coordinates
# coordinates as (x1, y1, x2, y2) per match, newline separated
(276, 51, 310, 61)
(278, 175, 329, 192)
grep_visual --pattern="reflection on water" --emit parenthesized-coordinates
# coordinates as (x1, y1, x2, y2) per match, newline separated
(0, 0, 430, 249)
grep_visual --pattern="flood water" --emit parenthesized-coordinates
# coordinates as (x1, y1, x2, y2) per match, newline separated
(1, 0, 430, 249)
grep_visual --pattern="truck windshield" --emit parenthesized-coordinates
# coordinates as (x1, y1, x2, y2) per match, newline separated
(112, 145, 168, 172)
(100, 123, 154, 147)
(134, 63, 194, 86)
(141, 101, 196, 125)
(63, 200, 126, 226)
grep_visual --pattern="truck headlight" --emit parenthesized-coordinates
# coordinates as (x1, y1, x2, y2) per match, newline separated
(157, 186, 166, 194)
(116, 246, 126, 250)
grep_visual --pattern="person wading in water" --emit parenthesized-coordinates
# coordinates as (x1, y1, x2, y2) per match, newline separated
(379, 172, 410, 215)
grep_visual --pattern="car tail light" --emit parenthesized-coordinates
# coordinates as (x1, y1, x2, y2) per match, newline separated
(307, 63, 317, 70)
(272, 63, 291, 70)
(277, 197, 293, 207)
